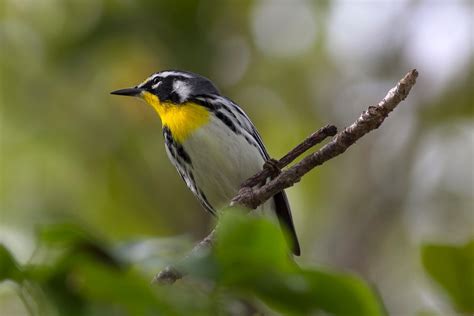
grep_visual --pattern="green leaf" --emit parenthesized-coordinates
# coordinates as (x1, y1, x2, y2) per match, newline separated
(246, 269, 385, 316)
(0, 243, 22, 282)
(73, 254, 215, 316)
(421, 239, 474, 313)
(215, 210, 296, 280)
(209, 211, 386, 315)
(39, 223, 99, 246)
(74, 257, 168, 315)
(39, 223, 122, 268)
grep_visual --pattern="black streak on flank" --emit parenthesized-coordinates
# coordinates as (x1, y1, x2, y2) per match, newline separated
(163, 126, 192, 166)
(198, 189, 216, 216)
(222, 107, 243, 128)
(215, 111, 238, 134)
(163, 126, 173, 143)
(177, 145, 192, 165)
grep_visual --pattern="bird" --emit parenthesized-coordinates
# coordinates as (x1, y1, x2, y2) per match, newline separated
(111, 70, 300, 255)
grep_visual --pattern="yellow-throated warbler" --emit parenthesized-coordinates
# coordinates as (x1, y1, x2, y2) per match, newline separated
(111, 70, 300, 255)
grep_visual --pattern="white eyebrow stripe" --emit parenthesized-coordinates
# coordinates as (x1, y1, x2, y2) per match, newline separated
(157, 71, 192, 78)
(137, 71, 193, 88)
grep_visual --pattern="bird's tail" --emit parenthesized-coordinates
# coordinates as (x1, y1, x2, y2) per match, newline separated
(273, 191, 301, 256)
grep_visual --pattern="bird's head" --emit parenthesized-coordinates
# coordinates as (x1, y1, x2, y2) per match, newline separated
(111, 70, 220, 106)
(111, 70, 220, 142)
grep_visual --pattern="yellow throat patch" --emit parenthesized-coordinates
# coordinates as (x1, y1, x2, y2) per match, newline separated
(141, 91, 210, 143)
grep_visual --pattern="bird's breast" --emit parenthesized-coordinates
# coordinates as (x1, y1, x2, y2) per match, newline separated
(181, 117, 265, 211)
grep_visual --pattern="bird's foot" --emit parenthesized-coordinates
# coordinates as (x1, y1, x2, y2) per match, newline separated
(264, 158, 281, 177)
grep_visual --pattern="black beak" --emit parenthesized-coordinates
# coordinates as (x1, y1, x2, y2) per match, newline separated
(110, 87, 142, 96)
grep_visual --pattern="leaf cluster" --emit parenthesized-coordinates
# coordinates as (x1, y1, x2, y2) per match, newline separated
(0, 214, 387, 315)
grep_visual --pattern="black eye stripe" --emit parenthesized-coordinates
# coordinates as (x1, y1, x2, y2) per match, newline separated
(142, 73, 219, 104)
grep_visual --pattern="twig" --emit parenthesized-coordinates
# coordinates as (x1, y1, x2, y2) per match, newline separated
(232, 69, 418, 208)
(153, 230, 216, 284)
(153, 69, 419, 284)
(240, 124, 338, 188)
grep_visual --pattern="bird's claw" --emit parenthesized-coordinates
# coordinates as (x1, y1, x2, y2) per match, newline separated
(264, 158, 281, 177)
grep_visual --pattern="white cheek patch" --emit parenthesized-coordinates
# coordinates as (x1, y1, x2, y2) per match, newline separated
(172, 80, 192, 102)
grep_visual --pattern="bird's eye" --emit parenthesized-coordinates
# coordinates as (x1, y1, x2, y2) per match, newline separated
(152, 77, 161, 87)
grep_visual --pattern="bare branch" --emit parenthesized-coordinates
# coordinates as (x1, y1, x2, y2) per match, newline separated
(232, 69, 418, 209)
(153, 69, 419, 284)
(240, 124, 338, 188)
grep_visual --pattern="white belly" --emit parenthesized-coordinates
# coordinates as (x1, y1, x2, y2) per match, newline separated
(182, 118, 266, 212)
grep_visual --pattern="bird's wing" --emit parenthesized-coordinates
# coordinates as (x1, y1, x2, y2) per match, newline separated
(194, 95, 301, 255)
(237, 106, 301, 256)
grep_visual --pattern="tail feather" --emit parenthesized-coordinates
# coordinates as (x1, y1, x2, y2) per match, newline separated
(273, 191, 300, 256)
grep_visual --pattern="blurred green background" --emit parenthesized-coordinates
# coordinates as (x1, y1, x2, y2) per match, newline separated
(1, 0, 472, 315)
